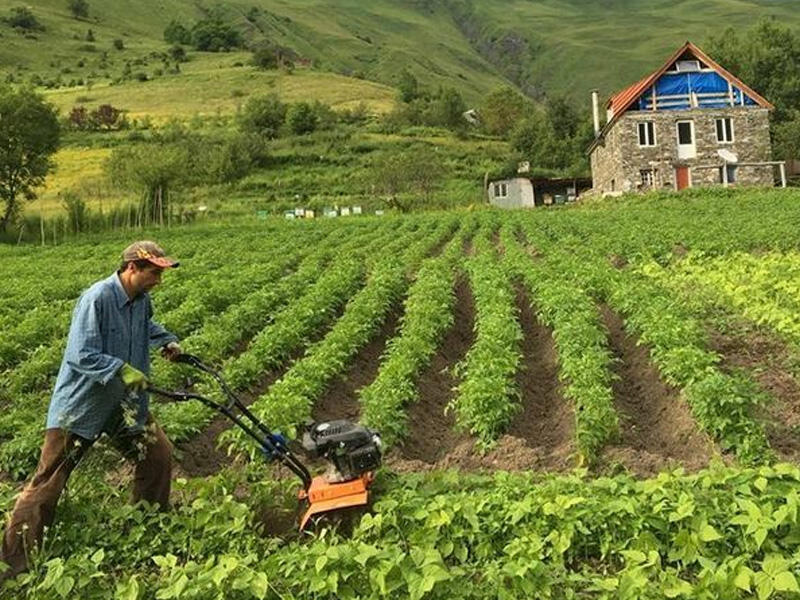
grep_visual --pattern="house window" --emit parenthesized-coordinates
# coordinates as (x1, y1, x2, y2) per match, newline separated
(638, 121, 656, 146)
(493, 182, 508, 198)
(715, 117, 734, 143)
(640, 169, 655, 187)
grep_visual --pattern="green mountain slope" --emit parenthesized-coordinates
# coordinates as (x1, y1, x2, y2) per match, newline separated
(0, 0, 798, 104)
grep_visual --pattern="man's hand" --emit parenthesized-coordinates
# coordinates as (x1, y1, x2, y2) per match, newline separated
(120, 363, 148, 392)
(161, 341, 182, 362)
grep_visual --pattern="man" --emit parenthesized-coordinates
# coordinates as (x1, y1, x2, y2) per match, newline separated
(0, 240, 182, 582)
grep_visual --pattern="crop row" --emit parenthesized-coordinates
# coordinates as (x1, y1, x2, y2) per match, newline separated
(645, 251, 800, 347)
(445, 218, 522, 449)
(360, 218, 475, 447)
(603, 265, 772, 464)
(157, 218, 426, 441)
(230, 217, 458, 446)
(501, 222, 619, 464)
(4, 458, 800, 598)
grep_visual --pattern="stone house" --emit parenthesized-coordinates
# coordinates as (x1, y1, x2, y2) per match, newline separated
(588, 41, 787, 194)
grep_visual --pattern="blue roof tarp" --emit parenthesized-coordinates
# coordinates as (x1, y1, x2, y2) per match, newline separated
(635, 70, 757, 111)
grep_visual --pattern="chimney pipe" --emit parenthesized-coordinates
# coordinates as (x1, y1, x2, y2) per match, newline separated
(591, 89, 600, 136)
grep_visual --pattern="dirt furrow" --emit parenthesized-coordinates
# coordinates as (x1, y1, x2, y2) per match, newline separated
(312, 308, 403, 424)
(508, 287, 574, 471)
(598, 305, 714, 477)
(389, 278, 475, 468)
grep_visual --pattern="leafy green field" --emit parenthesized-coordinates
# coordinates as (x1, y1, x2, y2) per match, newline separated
(3, 189, 800, 597)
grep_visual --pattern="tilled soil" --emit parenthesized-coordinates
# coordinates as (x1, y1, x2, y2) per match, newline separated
(710, 324, 800, 463)
(174, 305, 351, 478)
(312, 308, 403, 424)
(507, 288, 575, 471)
(389, 283, 576, 473)
(597, 305, 715, 477)
(389, 278, 475, 468)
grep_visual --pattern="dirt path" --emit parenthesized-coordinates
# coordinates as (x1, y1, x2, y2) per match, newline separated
(312, 308, 403, 424)
(710, 325, 800, 463)
(597, 305, 715, 477)
(507, 288, 574, 471)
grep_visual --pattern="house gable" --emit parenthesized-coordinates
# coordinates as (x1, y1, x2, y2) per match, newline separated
(589, 41, 772, 154)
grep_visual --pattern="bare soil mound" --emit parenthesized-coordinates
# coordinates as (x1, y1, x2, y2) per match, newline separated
(711, 325, 800, 463)
(598, 305, 715, 477)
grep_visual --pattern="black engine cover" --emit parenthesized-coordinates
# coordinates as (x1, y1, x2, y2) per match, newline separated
(302, 420, 382, 481)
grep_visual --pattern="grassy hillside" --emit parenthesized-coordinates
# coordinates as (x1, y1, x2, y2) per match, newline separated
(2, 0, 798, 105)
(42, 54, 398, 120)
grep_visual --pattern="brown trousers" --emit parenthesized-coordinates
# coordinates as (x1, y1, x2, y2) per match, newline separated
(0, 417, 172, 579)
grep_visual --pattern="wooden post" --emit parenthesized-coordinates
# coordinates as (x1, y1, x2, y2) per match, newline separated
(40, 216, 45, 246)
(780, 162, 787, 188)
(722, 162, 728, 187)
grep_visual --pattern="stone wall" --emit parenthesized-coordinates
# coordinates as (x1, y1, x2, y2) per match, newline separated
(590, 107, 774, 193)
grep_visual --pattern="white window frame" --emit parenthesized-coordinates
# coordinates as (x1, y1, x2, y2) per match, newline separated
(715, 117, 734, 143)
(676, 120, 696, 159)
(640, 169, 655, 187)
(493, 182, 508, 198)
(637, 121, 656, 147)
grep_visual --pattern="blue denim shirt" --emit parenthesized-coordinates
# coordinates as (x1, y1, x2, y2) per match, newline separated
(46, 272, 177, 439)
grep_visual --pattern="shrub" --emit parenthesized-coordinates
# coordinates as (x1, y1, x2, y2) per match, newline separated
(287, 101, 318, 135)
(238, 94, 286, 138)
(251, 43, 278, 70)
(68, 0, 89, 19)
(6, 6, 43, 30)
(168, 44, 186, 62)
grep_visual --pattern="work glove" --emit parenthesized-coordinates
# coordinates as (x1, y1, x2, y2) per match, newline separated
(161, 341, 182, 361)
(120, 363, 148, 392)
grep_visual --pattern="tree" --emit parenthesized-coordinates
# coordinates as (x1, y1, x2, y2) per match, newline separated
(190, 17, 242, 52)
(432, 87, 467, 130)
(0, 87, 60, 231)
(707, 18, 800, 123)
(163, 20, 191, 45)
(106, 143, 188, 226)
(480, 86, 529, 136)
(370, 146, 443, 211)
(238, 94, 286, 138)
(397, 68, 419, 103)
(68, 0, 89, 19)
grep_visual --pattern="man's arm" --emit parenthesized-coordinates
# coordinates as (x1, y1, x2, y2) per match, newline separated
(64, 294, 124, 385)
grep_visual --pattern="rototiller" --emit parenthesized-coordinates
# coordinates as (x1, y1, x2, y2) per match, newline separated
(148, 353, 382, 530)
